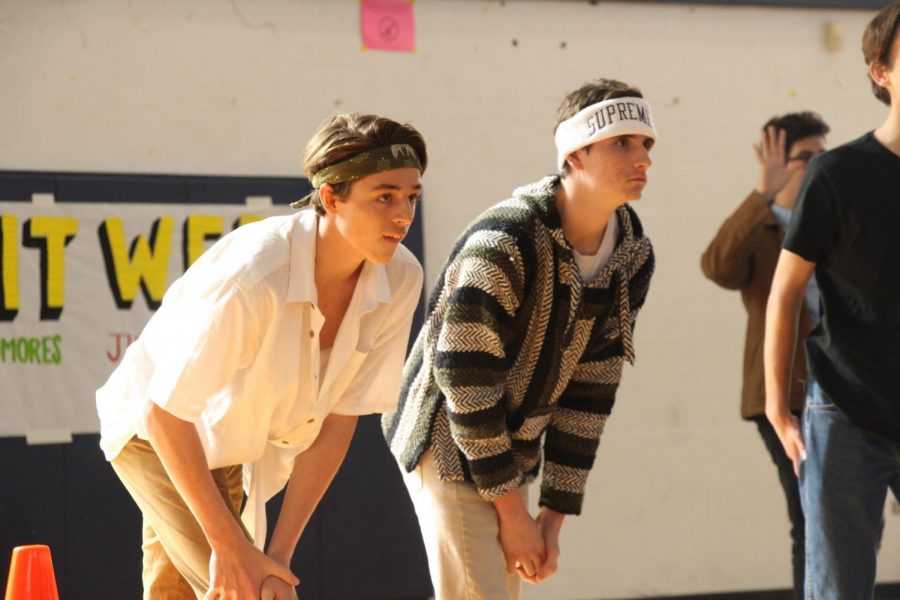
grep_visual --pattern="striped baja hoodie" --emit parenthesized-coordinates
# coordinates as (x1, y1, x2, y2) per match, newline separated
(382, 176, 654, 514)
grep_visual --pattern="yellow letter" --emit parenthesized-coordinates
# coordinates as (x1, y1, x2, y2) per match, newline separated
(23, 216, 78, 320)
(1, 214, 18, 320)
(183, 215, 223, 270)
(99, 217, 173, 309)
(236, 214, 264, 228)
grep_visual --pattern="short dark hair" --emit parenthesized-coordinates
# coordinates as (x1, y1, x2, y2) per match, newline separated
(554, 78, 644, 175)
(302, 113, 428, 215)
(762, 112, 830, 158)
(862, 0, 900, 106)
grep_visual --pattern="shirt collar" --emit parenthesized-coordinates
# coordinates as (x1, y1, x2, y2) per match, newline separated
(770, 203, 792, 229)
(358, 260, 393, 314)
(286, 210, 393, 312)
(511, 175, 643, 252)
(287, 210, 318, 304)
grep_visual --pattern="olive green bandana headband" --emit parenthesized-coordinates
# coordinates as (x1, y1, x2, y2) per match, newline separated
(291, 143, 422, 209)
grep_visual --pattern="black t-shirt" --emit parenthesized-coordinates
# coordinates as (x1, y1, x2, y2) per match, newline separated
(784, 132, 900, 441)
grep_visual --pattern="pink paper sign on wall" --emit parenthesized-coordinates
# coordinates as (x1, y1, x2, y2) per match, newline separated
(360, 0, 415, 52)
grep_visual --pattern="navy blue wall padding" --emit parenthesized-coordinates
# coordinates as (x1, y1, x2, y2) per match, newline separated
(0, 170, 432, 599)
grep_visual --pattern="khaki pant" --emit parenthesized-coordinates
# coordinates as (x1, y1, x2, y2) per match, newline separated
(110, 437, 247, 600)
(402, 449, 527, 600)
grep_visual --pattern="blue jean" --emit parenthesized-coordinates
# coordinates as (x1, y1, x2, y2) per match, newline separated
(801, 381, 900, 600)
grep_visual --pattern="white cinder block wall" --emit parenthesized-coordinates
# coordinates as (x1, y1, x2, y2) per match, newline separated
(1, 1, 897, 598)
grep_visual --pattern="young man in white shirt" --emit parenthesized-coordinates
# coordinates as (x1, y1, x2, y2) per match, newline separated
(97, 113, 426, 599)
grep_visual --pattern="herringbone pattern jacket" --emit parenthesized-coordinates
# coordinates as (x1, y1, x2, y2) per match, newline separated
(382, 176, 654, 514)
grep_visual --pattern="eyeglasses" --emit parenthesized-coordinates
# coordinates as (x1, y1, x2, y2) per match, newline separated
(786, 150, 824, 164)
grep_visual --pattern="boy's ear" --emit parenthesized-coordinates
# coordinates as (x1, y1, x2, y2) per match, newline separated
(869, 60, 890, 90)
(319, 184, 339, 213)
(565, 150, 583, 172)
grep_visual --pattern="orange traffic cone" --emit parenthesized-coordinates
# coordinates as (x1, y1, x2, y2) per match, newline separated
(4, 545, 59, 600)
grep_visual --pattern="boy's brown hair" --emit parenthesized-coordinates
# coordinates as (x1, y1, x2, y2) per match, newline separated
(302, 113, 428, 215)
(763, 112, 830, 158)
(862, 0, 900, 106)
(554, 79, 644, 175)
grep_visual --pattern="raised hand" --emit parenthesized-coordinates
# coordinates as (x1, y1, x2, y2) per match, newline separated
(754, 126, 790, 199)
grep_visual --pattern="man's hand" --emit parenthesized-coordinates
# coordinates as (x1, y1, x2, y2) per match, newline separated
(754, 126, 790, 199)
(493, 491, 545, 581)
(499, 512, 545, 582)
(767, 410, 806, 476)
(260, 574, 300, 600)
(204, 539, 299, 600)
(532, 508, 564, 583)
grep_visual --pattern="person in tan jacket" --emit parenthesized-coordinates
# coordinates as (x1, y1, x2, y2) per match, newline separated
(701, 111, 829, 599)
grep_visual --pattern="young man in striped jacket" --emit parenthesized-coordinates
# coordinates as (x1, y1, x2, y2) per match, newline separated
(383, 78, 657, 599)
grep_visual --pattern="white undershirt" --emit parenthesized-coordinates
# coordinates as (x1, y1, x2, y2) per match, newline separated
(573, 212, 619, 282)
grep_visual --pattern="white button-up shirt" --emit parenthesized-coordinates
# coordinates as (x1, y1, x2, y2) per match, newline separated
(96, 209, 423, 546)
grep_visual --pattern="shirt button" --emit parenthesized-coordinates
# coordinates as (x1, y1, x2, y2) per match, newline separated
(309, 331, 314, 338)
(306, 418, 316, 424)
(281, 440, 289, 445)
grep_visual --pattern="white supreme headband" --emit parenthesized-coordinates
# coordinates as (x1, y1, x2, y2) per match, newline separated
(554, 97, 658, 171)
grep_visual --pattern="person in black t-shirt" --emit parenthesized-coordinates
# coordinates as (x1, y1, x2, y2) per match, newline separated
(764, 2, 900, 598)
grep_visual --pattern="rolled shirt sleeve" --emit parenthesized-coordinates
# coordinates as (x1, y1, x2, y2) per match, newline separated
(142, 281, 261, 422)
